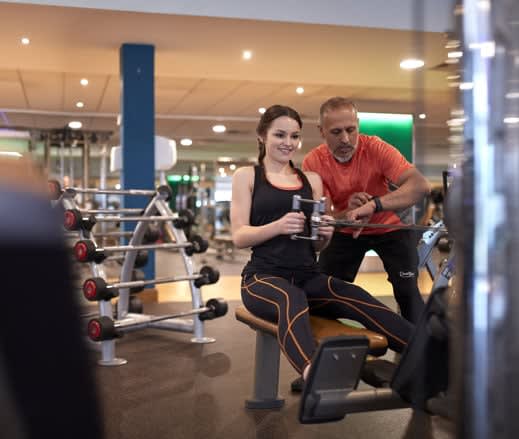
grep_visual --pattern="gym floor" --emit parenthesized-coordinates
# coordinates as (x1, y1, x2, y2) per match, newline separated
(86, 247, 455, 439)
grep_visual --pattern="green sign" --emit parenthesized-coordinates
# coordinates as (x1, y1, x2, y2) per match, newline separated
(358, 113, 413, 162)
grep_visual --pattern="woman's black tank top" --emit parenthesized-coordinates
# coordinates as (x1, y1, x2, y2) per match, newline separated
(241, 165, 318, 279)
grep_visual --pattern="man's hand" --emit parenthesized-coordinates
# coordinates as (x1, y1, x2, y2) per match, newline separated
(347, 192, 372, 210)
(345, 201, 376, 239)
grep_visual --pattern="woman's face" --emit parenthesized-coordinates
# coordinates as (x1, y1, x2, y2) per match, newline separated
(262, 116, 302, 162)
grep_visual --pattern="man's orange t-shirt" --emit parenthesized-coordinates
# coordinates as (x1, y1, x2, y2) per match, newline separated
(302, 134, 413, 235)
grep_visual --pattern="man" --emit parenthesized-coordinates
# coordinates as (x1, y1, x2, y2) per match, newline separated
(302, 97, 431, 324)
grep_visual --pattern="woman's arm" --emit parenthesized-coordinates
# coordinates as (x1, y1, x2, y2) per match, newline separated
(305, 171, 334, 252)
(231, 166, 305, 249)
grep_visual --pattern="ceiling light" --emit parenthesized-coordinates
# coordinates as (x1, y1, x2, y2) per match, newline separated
(447, 118, 466, 127)
(418, 113, 427, 120)
(229, 164, 236, 171)
(399, 59, 425, 70)
(20, 37, 30, 45)
(459, 82, 474, 90)
(448, 51, 463, 58)
(116, 114, 121, 126)
(506, 92, 519, 99)
(80, 78, 89, 86)
(447, 74, 460, 80)
(296, 86, 305, 94)
(445, 40, 460, 49)
(504, 117, 519, 124)
(445, 58, 460, 64)
(477, 0, 490, 11)
(258, 107, 266, 114)
(68, 121, 82, 129)
(76, 101, 84, 108)
(212, 124, 226, 133)
(0, 129, 30, 139)
(242, 50, 252, 60)
(180, 138, 193, 146)
(0, 151, 23, 158)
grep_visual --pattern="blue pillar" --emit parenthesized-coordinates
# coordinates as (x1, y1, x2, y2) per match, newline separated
(120, 43, 155, 280)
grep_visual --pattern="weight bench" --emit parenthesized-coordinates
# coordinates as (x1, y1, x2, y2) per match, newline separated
(235, 305, 389, 409)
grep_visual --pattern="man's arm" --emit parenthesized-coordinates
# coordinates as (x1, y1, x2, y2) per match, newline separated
(377, 167, 431, 212)
(346, 167, 431, 223)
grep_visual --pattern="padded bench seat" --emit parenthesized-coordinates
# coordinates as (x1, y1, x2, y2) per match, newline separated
(235, 305, 389, 409)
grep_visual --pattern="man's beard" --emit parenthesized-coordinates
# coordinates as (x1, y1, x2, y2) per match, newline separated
(332, 146, 354, 163)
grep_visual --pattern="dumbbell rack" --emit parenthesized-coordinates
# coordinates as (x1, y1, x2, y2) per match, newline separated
(59, 185, 224, 366)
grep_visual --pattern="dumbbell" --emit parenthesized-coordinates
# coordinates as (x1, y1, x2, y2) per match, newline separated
(87, 296, 228, 342)
(184, 234, 209, 256)
(64, 208, 97, 231)
(173, 209, 196, 229)
(143, 224, 161, 244)
(74, 235, 208, 263)
(82, 265, 220, 302)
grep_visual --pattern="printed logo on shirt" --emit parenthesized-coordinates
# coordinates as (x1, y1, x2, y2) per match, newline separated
(399, 271, 415, 278)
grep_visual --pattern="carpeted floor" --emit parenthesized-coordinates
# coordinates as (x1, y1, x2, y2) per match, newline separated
(92, 299, 455, 439)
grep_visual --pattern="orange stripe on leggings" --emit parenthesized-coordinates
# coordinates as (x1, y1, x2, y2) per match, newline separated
(255, 276, 311, 365)
(308, 296, 407, 347)
(241, 276, 306, 372)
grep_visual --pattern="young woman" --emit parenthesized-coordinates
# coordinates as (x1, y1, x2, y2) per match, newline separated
(231, 105, 413, 381)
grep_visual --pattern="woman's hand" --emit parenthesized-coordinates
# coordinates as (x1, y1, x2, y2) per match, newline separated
(276, 211, 306, 236)
(318, 214, 335, 241)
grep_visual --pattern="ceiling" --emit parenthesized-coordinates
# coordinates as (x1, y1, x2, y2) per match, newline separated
(0, 2, 457, 175)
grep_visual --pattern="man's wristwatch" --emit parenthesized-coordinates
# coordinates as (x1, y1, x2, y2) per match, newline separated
(371, 196, 383, 213)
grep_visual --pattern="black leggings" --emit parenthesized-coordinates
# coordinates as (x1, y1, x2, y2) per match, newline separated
(241, 272, 413, 374)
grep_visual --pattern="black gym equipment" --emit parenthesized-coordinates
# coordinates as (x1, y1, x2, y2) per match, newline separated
(298, 286, 450, 424)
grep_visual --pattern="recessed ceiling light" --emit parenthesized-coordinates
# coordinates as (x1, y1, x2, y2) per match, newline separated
(0, 151, 23, 158)
(448, 51, 463, 59)
(76, 101, 84, 108)
(68, 121, 82, 129)
(504, 117, 519, 124)
(180, 138, 193, 146)
(399, 59, 425, 70)
(418, 113, 427, 119)
(242, 50, 252, 60)
(506, 92, 519, 99)
(258, 107, 266, 114)
(296, 86, 305, 95)
(21, 37, 30, 45)
(459, 82, 474, 90)
(212, 124, 226, 133)
(80, 78, 89, 86)
(229, 164, 236, 171)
